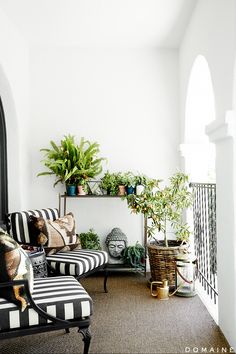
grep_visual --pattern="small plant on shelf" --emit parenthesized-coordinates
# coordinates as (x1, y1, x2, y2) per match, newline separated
(79, 229, 101, 250)
(100, 171, 119, 195)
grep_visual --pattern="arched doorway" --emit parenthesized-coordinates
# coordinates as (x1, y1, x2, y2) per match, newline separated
(185, 55, 216, 182)
(184, 55, 218, 322)
(0, 97, 8, 228)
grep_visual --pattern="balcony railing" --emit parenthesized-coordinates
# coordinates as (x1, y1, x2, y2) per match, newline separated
(190, 182, 218, 304)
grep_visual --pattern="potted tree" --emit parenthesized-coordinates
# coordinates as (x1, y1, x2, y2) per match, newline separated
(125, 172, 192, 287)
(38, 135, 106, 196)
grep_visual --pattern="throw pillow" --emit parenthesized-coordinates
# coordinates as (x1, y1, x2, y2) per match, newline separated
(28, 215, 48, 246)
(0, 229, 33, 311)
(28, 213, 81, 255)
(43, 212, 77, 247)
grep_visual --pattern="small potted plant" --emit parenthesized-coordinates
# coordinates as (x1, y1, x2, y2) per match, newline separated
(121, 241, 145, 270)
(123, 171, 136, 195)
(116, 172, 127, 196)
(100, 171, 119, 195)
(79, 228, 101, 250)
(134, 174, 160, 195)
(77, 178, 88, 195)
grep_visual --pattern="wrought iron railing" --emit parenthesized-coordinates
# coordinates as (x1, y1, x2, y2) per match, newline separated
(190, 182, 218, 304)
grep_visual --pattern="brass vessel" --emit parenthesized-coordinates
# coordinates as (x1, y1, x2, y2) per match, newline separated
(150, 279, 169, 300)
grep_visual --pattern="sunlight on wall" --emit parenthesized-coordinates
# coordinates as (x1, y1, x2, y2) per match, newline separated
(185, 55, 216, 183)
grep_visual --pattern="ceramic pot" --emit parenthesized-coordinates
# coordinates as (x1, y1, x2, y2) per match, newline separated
(77, 185, 86, 195)
(118, 185, 126, 196)
(66, 185, 76, 196)
(126, 186, 135, 195)
(136, 185, 145, 195)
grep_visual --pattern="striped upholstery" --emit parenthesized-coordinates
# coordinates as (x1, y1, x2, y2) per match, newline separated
(0, 276, 93, 331)
(7, 208, 108, 277)
(47, 249, 108, 276)
(8, 208, 59, 244)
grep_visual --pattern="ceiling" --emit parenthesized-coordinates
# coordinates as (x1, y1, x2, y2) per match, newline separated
(0, 0, 197, 48)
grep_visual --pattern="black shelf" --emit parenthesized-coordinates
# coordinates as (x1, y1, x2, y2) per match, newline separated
(58, 193, 148, 276)
(60, 194, 122, 198)
(105, 264, 145, 274)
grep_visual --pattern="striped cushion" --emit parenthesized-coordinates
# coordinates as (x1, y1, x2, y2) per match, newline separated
(46, 249, 108, 276)
(8, 209, 59, 244)
(0, 276, 92, 331)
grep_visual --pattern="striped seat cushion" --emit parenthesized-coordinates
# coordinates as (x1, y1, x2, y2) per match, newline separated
(8, 208, 59, 244)
(46, 249, 108, 276)
(0, 276, 92, 331)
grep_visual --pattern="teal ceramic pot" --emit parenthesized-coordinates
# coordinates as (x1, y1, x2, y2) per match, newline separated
(126, 186, 135, 195)
(66, 185, 76, 196)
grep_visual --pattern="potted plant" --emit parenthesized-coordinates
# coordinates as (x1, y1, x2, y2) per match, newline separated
(79, 229, 101, 250)
(76, 177, 88, 195)
(37, 135, 80, 196)
(116, 172, 127, 196)
(125, 172, 193, 287)
(123, 171, 136, 195)
(74, 137, 106, 183)
(38, 135, 106, 196)
(134, 174, 160, 195)
(100, 171, 119, 195)
(121, 241, 145, 270)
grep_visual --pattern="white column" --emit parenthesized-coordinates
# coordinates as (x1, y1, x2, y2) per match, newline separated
(206, 111, 236, 348)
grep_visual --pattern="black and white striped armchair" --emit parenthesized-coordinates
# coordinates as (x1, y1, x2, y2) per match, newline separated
(7, 208, 108, 290)
(0, 276, 93, 354)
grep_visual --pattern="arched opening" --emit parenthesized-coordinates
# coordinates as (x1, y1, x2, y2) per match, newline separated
(0, 97, 8, 228)
(184, 55, 217, 322)
(185, 55, 216, 182)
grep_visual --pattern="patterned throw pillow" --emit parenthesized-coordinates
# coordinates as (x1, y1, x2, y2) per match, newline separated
(28, 213, 81, 255)
(0, 230, 33, 311)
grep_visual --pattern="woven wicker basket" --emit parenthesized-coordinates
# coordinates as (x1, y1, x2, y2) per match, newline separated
(148, 241, 188, 288)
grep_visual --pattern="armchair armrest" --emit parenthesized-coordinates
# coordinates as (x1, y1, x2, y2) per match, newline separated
(0, 279, 70, 325)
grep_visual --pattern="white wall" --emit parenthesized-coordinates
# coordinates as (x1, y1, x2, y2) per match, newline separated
(0, 9, 30, 211)
(27, 46, 180, 247)
(179, 0, 236, 348)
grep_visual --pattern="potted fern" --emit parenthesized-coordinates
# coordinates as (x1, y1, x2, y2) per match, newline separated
(38, 135, 106, 196)
(125, 172, 193, 287)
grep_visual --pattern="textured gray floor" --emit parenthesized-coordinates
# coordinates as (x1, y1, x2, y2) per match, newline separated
(0, 273, 231, 354)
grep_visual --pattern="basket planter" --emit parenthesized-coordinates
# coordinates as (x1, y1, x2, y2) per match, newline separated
(148, 241, 188, 288)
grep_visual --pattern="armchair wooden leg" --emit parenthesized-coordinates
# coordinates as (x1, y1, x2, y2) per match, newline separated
(65, 328, 70, 334)
(78, 326, 91, 354)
